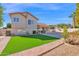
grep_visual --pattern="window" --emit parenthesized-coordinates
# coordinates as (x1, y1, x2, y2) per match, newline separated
(28, 19, 32, 25)
(14, 18, 16, 22)
(13, 17, 19, 22)
(32, 20, 34, 24)
(16, 18, 19, 22)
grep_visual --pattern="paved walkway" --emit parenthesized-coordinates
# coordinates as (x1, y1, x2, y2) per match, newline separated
(0, 36, 11, 54)
(10, 39, 64, 56)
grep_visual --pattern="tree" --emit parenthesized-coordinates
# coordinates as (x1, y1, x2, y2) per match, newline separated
(64, 3, 79, 45)
(49, 25, 56, 29)
(75, 3, 79, 27)
(57, 24, 69, 28)
(67, 24, 73, 28)
(69, 12, 76, 28)
(7, 23, 11, 28)
(0, 4, 3, 28)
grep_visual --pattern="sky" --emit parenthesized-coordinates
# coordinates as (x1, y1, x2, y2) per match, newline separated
(1, 3, 76, 27)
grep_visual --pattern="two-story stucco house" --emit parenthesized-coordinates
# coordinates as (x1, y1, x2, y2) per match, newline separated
(9, 12, 38, 35)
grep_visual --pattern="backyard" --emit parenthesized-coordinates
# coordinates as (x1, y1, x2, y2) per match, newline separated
(0, 34, 59, 56)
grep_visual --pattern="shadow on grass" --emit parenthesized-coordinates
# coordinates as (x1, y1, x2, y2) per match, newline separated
(21, 34, 59, 40)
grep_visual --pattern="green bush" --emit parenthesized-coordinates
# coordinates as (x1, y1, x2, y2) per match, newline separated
(7, 23, 11, 28)
(63, 26, 69, 39)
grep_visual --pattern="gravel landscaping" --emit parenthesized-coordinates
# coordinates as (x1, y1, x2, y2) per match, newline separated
(43, 43, 79, 56)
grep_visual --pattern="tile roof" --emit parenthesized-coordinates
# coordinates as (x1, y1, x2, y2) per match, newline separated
(37, 23, 48, 28)
(9, 12, 38, 20)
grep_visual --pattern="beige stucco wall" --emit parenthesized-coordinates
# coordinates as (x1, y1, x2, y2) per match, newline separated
(10, 13, 38, 35)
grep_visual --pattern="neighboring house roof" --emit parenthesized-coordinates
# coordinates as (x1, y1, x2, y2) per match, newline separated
(9, 12, 38, 20)
(37, 23, 48, 28)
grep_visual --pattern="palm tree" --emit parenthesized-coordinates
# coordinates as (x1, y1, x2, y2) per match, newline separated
(69, 12, 76, 28)
(0, 4, 3, 28)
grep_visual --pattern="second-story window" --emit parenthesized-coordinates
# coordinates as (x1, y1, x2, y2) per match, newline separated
(28, 19, 32, 25)
(17, 18, 19, 22)
(13, 17, 19, 22)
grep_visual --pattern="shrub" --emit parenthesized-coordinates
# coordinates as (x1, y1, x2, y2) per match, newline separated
(63, 26, 79, 45)
(67, 31, 79, 45)
(7, 23, 11, 28)
(63, 26, 69, 39)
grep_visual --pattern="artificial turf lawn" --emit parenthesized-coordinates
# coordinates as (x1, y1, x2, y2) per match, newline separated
(0, 35, 59, 56)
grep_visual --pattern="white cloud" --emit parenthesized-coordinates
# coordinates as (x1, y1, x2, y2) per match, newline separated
(4, 3, 61, 11)
(23, 3, 61, 10)
(2, 3, 62, 14)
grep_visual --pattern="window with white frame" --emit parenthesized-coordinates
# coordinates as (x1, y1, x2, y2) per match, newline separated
(13, 17, 19, 22)
(32, 20, 34, 24)
(28, 19, 32, 25)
